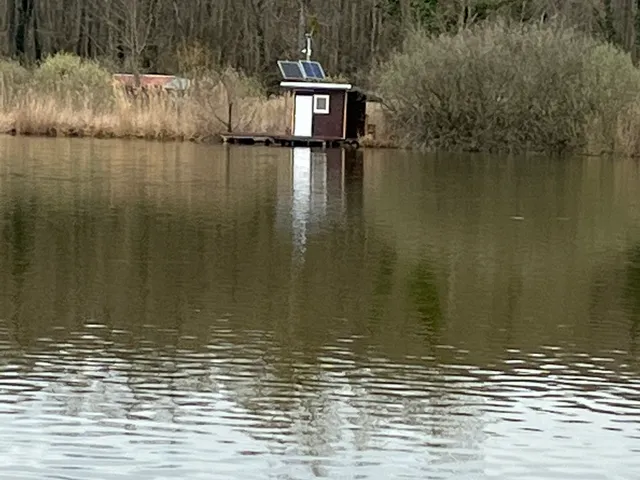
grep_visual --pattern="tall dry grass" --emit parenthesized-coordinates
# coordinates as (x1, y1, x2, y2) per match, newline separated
(0, 53, 291, 141)
(372, 20, 640, 155)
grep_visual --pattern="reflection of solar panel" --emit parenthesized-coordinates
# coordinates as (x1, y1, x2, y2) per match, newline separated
(299, 61, 325, 80)
(277, 60, 305, 80)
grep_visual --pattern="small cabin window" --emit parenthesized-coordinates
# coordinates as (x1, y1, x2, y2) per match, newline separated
(313, 94, 330, 114)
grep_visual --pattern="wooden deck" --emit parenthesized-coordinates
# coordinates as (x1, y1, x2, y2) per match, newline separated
(220, 133, 359, 148)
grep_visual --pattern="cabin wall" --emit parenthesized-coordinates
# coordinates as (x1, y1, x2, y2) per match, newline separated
(291, 89, 349, 139)
(311, 90, 345, 138)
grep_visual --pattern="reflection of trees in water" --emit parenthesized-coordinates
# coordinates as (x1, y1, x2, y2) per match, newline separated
(1, 191, 38, 345)
(585, 243, 640, 363)
(5, 142, 640, 477)
(5, 326, 486, 477)
(0, 196, 483, 475)
(622, 245, 640, 356)
(368, 243, 397, 328)
(407, 258, 442, 344)
(0, 150, 488, 477)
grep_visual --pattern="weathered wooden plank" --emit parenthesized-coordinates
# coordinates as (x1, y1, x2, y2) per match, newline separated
(220, 133, 359, 148)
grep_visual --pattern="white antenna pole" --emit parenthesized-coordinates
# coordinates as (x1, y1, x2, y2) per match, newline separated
(304, 33, 312, 61)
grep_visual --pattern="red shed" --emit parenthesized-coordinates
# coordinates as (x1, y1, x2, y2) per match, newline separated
(280, 81, 367, 142)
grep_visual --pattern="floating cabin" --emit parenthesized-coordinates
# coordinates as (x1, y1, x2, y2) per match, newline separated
(282, 81, 366, 143)
(221, 58, 366, 148)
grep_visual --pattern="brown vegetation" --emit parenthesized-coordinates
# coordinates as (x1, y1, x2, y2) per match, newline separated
(373, 21, 640, 155)
(0, 52, 394, 146)
(4, 1, 640, 154)
(0, 54, 291, 141)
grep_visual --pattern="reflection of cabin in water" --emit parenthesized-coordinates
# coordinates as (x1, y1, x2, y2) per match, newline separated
(221, 58, 367, 148)
(277, 147, 363, 256)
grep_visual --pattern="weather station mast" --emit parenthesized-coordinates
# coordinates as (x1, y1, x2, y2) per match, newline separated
(301, 32, 312, 61)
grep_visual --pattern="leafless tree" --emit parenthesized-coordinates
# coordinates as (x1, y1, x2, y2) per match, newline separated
(0, 0, 637, 78)
(86, 0, 160, 85)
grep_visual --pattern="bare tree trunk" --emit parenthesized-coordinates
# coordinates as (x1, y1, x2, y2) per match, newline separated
(6, 0, 17, 56)
(0, 0, 632, 78)
(623, 0, 636, 54)
(636, 0, 640, 63)
(15, 0, 35, 59)
(32, 0, 40, 60)
(604, 0, 618, 43)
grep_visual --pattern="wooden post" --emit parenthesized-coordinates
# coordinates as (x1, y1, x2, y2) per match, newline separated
(342, 91, 348, 139)
(227, 101, 233, 133)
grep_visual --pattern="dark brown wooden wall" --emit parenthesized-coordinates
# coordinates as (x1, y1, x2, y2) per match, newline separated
(312, 90, 345, 138)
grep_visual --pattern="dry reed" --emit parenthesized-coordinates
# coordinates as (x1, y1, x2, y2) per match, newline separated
(0, 54, 291, 142)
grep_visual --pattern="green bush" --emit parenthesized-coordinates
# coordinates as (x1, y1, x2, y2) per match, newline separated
(33, 53, 114, 109)
(0, 59, 30, 106)
(372, 20, 640, 153)
(0, 59, 29, 83)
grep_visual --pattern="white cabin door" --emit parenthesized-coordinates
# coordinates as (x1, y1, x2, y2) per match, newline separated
(294, 95, 313, 137)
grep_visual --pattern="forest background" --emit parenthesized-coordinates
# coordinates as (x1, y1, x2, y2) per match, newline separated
(2, 0, 640, 152)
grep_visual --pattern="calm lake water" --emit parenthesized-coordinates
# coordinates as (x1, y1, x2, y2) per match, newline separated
(0, 137, 639, 479)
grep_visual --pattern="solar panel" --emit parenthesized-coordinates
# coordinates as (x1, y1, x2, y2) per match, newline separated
(299, 61, 325, 80)
(277, 60, 305, 80)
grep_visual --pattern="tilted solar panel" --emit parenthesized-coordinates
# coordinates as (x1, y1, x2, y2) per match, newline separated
(299, 60, 326, 80)
(277, 60, 305, 80)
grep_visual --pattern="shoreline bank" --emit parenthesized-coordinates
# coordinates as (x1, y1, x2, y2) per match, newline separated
(0, 97, 395, 148)
(0, 126, 398, 148)
(0, 126, 631, 155)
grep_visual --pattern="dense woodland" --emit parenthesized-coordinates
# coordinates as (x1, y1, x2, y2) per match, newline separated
(2, 0, 640, 85)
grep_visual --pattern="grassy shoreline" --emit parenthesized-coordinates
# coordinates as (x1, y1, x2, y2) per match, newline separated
(0, 91, 393, 147)
(0, 86, 294, 144)
(0, 54, 289, 145)
(0, 53, 394, 148)
(7, 20, 640, 156)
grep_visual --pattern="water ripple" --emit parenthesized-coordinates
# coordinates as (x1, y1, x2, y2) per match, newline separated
(2, 335, 640, 478)
(2, 144, 640, 479)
